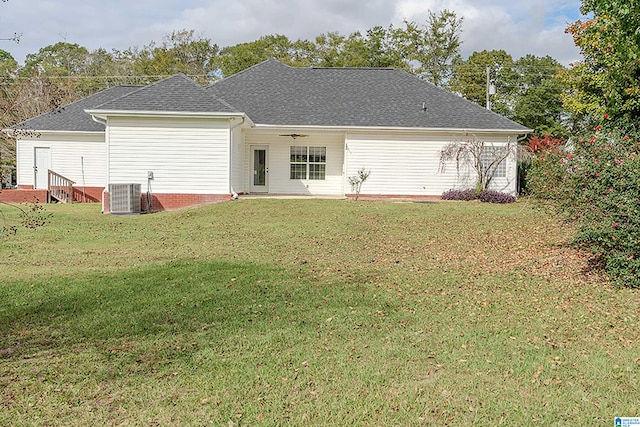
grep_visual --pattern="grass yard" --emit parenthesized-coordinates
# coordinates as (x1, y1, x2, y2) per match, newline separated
(0, 199, 638, 425)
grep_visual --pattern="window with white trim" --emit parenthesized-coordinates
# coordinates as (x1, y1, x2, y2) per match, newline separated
(290, 146, 326, 180)
(480, 146, 507, 178)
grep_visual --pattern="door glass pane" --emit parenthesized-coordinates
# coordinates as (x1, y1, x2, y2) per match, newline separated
(254, 149, 266, 186)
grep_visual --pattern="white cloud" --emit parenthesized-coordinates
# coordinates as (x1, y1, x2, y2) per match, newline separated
(1, 0, 581, 66)
(393, 0, 580, 64)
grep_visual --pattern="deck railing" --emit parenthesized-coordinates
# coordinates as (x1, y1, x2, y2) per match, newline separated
(48, 170, 75, 204)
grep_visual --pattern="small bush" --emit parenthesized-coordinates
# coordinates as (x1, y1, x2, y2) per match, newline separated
(478, 190, 517, 204)
(348, 168, 371, 201)
(442, 189, 516, 204)
(441, 189, 479, 201)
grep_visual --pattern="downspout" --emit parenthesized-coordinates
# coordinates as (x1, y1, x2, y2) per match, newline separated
(229, 116, 246, 199)
(516, 133, 529, 195)
(343, 131, 349, 197)
(91, 114, 109, 212)
(91, 115, 107, 126)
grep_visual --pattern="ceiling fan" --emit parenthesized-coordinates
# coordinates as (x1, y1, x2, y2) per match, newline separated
(279, 133, 309, 139)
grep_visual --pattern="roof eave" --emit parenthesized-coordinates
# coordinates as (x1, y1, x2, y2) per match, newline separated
(253, 123, 532, 134)
(85, 109, 248, 121)
(2, 128, 105, 136)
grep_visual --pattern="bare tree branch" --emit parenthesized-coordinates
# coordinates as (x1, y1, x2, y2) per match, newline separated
(440, 136, 517, 192)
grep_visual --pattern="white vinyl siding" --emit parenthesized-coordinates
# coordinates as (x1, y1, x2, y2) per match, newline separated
(107, 116, 230, 194)
(16, 132, 105, 188)
(345, 132, 517, 196)
(230, 125, 246, 194)
(244, 132, 344, 195)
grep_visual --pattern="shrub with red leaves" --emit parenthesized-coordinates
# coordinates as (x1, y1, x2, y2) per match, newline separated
(526, 135, 564, 154)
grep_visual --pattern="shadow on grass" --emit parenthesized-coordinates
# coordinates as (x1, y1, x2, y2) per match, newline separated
(0, 259, 325, 359)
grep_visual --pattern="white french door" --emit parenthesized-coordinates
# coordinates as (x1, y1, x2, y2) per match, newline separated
(250, 146, 269, 193)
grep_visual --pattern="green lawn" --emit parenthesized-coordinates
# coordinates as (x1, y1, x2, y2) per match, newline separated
(1, 199, 637, 425)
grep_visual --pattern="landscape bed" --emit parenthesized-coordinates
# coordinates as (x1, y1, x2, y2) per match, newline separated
(0, 199, 638, 425)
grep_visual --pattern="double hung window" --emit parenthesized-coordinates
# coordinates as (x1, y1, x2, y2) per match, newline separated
(290, 146, 326, 180)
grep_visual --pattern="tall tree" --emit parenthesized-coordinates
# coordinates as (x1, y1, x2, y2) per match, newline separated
(403, 9, 464, 86)
(450, 52, 568, 138)
(560, 0, 640, 127)
(511, 55, 567, 137)
(311, 27, 408, 69)
(120, 30, 219, 83)
(449, 49, 515, 114)
(361, 25, 408, 69)
(0, 49, 18, 187)
(19, 42, 93, 99)
(150, 30, 219, 83)
(215, 34, 305, 77)
(21, 42, 90, 76)
(310, 31, 364, 68)
(0, 48, 16, 74)
(215, 11, 463, 80)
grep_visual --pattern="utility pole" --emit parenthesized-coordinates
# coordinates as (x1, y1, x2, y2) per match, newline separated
(486, 66, 491, 110)
(486, 66, 496, 111)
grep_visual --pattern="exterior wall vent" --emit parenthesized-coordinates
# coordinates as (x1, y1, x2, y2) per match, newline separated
(109, 183, 141, 214)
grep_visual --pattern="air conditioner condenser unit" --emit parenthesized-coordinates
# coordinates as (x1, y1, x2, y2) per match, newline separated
(108, 183, 141, 214)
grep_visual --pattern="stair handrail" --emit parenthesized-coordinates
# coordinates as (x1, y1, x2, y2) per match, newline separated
(48, 169, 75, 204)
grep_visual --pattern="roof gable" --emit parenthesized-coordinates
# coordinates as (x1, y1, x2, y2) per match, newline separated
(92, 73, 237, 114)
(15, 85, 141, 132)
(208, 58, 529, 132)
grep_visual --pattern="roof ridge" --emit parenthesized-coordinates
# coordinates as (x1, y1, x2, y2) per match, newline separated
(212, 95, 239, 112)
(174, 73, 242, 112)
(88, 73, 240, 114)
(207, 58, 289, 88)
(91, 74, 194, 110)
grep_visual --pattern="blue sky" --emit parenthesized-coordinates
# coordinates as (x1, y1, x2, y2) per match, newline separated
(1, 0, 584, 67)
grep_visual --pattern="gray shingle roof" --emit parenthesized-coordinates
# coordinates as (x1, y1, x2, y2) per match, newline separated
(15, 85, 140, 132)
(208, 58, 530, 131)
(91, 73, 238, 114)
(16, 61, 530, 133)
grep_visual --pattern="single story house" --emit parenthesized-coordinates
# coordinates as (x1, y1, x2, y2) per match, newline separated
(10, 59, 530, 212)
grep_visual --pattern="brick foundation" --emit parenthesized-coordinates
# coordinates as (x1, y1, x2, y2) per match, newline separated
(72, 186, 103, 203)
(103, 192, 231, 213)
(3, 186, 103, 204)
(0, 189, 49, 204)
